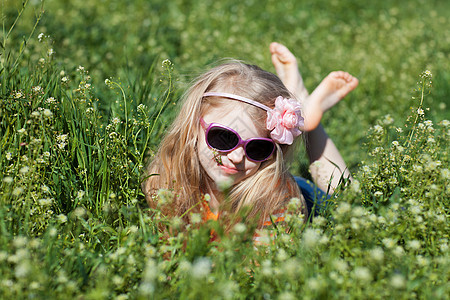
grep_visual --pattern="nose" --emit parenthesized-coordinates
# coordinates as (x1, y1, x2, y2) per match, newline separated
(227, 146, 245, 164)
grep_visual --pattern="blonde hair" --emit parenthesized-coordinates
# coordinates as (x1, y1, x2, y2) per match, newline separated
(142, 61, 307, 227)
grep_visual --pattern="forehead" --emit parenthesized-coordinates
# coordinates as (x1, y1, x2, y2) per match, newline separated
(202, 104, 267, 138)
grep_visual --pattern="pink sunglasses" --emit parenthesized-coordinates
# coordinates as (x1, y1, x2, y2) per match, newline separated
(200, 118, 275, 162)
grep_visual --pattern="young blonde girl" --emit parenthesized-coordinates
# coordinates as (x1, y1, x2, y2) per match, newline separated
(142, 43, 358, 230)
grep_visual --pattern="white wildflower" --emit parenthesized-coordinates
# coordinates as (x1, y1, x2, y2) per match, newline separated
(30, 282, 40, 290)
(76, 190, 85, 199)
(162, 59, 172, 68)
(128, 225, 138, 234)
(302, 228, 320, 248)
(407, 240, 421, 250)
(416, 255, 429, 267)
(424, 120, 433, 127)
(73, 207, 86, 218)
(32, 86, 43, 93)
(47, 48, 55, 56)
(351, 180, 361, 193)
(377, 216, 386, 224)
(287, 197, 301, 211)
(191, 257, 212, 279)
(19, 166, 29, 174)
(41, 185, 50, 193)
(56, 214, 67, 224)
(412, 165, 423, 172)
(13, 236, 28, 248)
(352, 206, 365, 217)
(48, 227, 58, 237)
(261, 260, 272, 276)
(15, 263, 30, 278)
(3, 177, 13, 184)
(56, 134, 69, 149)
(353, 267, 372, 282)
(14, 91, 24, 98)
(278, 292, 296, 300)
(336, 202, 351, 216)
(233, 223, 246, 233)
(390, 274, 405, 289)
(373, 124, 383, 134)
(39, 198, 52, 206)
(0, 251, 7, 262)
(112, 117, 121, 125)
(43, 109, 53, 117)
(56, 134, 68, 142)
(17, 128, 27, 134)
(276, 249, 288, 262)
(382, 238, 396, 249)
(383, 114, 394, 125)
(333, 259, 348, 273)
(313, 216, 326, 227)
(369, 247, 384, 262)
(12, 187, 24, 196)
(307, 277, 323, 291)
(217, 176, 234, 192)
(417, 108, 424, 116)
(46, 97, 57, 104)
(139, 283, 155, 296)
(171, 217, 182, 229)
(38, 33, 45, 42)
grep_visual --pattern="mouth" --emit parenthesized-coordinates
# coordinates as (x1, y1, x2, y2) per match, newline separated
(220, 165, 240, 175)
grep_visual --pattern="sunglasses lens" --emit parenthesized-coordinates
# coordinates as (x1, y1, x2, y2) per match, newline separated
(246, 140, 274, 161)
(207, 127, 239, 151)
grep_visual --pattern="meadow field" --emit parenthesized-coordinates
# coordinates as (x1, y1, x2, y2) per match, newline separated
(0, 0, 448, 298)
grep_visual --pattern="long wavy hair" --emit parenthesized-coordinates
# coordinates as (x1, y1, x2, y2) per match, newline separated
(142, 61, 307, 227)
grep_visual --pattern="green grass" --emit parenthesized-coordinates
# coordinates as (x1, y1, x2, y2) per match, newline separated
(0, 0, 448, 298)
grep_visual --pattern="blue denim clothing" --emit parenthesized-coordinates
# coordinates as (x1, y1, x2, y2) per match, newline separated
(294, 176, 330, 216)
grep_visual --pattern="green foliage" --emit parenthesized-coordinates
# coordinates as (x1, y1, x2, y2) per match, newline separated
(0, 0, 448, 299)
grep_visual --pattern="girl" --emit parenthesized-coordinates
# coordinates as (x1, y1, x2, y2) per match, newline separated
(142, 43, 358, 229)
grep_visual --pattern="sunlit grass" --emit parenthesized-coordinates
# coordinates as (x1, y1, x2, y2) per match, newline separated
(0, 0, 448, 298)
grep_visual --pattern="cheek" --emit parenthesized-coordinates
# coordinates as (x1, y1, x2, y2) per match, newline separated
(245, 161, 262, 177)
(197, 135, 215, 171)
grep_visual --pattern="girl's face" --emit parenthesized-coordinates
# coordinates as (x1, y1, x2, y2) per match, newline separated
(198, 104, 268, 190)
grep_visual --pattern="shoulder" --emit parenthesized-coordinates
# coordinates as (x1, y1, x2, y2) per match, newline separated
(262, 207, 287, 227)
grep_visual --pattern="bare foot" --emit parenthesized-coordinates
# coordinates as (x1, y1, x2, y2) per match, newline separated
(270, 42, 309, 101)
(302, 71, 359, 131)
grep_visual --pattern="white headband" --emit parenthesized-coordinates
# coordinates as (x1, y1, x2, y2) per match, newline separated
(203, 92, 304, 145)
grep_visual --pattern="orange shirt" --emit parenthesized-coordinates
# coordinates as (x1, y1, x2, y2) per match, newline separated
(201, 201, 286, 243)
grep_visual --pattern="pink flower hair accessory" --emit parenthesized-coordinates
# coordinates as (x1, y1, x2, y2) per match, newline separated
(203, 92, 304, 145)
(266, 96, 304, 145)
